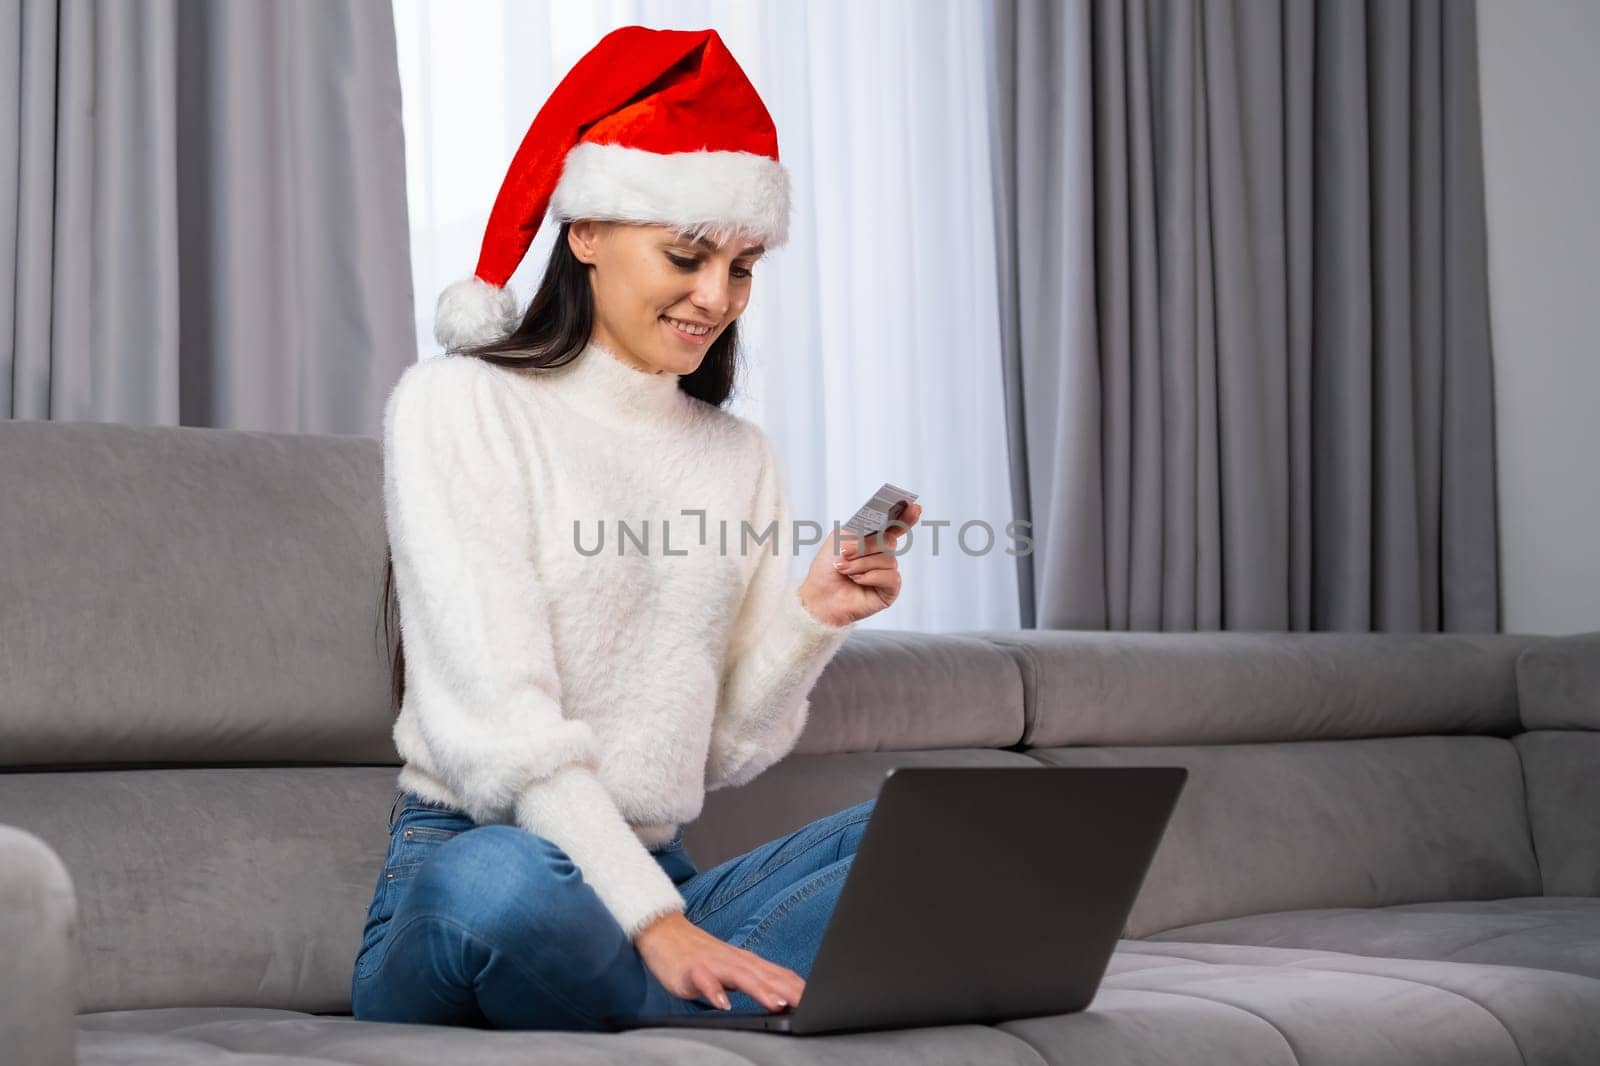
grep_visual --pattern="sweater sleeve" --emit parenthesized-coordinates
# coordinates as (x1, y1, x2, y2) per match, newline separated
(705, 431, 856, 793)
(383, 356, 686, 940)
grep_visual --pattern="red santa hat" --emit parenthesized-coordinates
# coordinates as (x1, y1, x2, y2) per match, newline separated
(434, 25, 791, 351)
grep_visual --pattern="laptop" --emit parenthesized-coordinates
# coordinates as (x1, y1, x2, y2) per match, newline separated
(611, 764, 1187, 1036)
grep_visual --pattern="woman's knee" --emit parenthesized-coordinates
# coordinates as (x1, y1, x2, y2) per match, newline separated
(403, 824, 591, 943)
(834, 796, 877, 851)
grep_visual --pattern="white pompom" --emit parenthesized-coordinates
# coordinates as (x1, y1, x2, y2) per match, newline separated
(433, 276, 519, 351)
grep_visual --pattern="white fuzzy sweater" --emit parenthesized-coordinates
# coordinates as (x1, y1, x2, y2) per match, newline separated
(382, 342, 854, 940)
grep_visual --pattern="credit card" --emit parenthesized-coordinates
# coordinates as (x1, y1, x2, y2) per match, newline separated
(843, 482, 919, 536)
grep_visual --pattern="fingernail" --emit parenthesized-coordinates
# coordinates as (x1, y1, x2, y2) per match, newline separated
(833, 559, 845, 569)
(718, 994, 730, 1010)
(776, 998, 788, 1007)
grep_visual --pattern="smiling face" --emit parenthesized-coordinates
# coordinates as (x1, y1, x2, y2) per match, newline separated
(565, 220, 767, 376)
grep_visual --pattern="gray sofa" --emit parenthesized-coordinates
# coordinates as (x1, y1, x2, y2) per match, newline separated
(2, 417, 1598, 1066)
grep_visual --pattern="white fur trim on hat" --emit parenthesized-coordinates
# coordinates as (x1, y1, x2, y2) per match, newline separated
(434, 275, 520, 351)
(549, 142, 791, 249)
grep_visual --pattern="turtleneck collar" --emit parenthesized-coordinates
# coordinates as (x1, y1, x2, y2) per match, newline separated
(535, 339, 687, 430)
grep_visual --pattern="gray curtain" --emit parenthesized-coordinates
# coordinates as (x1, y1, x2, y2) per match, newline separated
(2, 0, 415, 433)
(991, 0, 1500, 633)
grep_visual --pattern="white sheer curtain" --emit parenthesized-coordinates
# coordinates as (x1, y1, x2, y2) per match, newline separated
(393, 0, 1019, 633)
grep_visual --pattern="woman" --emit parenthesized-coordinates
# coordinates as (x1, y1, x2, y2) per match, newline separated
(351, 27, 922, 1032)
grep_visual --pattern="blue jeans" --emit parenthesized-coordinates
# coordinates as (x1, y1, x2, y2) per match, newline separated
(350, 789, 877, 1031)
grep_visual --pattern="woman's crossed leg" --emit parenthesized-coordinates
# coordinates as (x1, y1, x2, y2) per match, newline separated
(678, 796, 876, 1013)
(351, 795, 877, 1030)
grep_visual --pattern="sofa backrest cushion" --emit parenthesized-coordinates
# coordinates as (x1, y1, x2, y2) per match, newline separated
(797, 632, 1025, 753)
(0, 421, 396, 768)
(1036, 736, 1543, 937)
(686, 748, 1042, 867)
(0, 422, 1025, 769)
(975, 631, 1535, 747)
(1517, 632, 1600, 731)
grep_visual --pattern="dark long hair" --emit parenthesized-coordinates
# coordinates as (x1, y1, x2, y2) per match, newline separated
(380, 221, 746, 712)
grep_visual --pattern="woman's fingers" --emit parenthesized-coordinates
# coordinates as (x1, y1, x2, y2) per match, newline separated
(754, 967, 800, 1010)
(841, 509, 920, 559)
(730, 951, 806, 1010)
(692, 969, 731, 1010)
(743, 966, 802, 1010)
(846, 568, 902, 594)
(719, 962, 791, 1012)
(776, 971, 805, 1005)
(750, 954, 806, 1004)
(663, 926, 807, 1013)
(744, 977, 790, 1011)
(836, 551, 898, 576)
(756, 960, 804, 1007)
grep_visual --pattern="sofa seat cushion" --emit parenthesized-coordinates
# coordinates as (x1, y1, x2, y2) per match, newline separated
(74, 1005, 1043, 1065)
(1093, 940, 1600, 1066)
(1149, 897, 1600, 980)
(76, 943, 1600, 1066)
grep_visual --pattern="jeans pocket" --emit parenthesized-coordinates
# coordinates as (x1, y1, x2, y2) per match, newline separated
(354, 815, 469, 982)
(384, 821, 466, 885)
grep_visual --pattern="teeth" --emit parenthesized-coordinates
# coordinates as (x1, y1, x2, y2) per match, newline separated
(665, 317, 711, 336)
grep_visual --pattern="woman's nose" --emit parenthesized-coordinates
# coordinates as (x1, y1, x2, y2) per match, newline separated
(691, 272, 730, 319)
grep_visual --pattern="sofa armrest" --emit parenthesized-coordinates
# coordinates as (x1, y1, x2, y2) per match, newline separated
(0, 824, 77, 1066)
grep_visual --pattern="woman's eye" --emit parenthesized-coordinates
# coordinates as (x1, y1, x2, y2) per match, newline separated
(666, 252, 753, 280)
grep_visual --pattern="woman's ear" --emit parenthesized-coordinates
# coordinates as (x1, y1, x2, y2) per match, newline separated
(567, 219, 602, 266)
